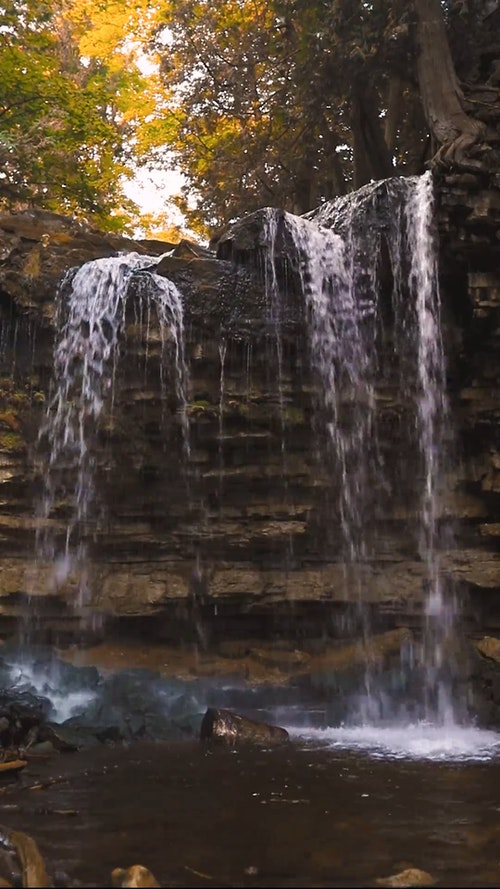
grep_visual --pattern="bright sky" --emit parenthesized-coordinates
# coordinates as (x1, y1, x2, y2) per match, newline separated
(123, 166, 184, 217)
(120, 43, 191, 234)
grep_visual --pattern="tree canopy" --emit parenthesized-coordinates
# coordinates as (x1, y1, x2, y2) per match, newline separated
(152, 0, 500, 231)
(0, 0, 171, 231)
(1, 0, 499, 234)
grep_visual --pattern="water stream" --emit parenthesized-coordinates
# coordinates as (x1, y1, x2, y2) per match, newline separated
(30, 252, 189, 627)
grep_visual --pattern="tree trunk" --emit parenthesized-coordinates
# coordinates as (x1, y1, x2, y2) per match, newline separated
(351, 84, 395, 189)
(351, 91, 373, 189)
(292, 161, 315, 214)
(384, 75, 404, 155)
(413, 0, 486, 169)
(330, 145, 347, 196)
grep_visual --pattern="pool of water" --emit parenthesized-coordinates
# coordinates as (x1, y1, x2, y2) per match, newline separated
(3, 732, 500, 888)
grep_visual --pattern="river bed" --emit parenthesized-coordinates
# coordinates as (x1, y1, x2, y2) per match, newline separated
(2, 729, 500, 888)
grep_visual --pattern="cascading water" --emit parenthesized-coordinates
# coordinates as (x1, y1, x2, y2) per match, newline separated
(282, 208, 385, 711)
(260, 208, 296, 572)
(263, 172, 461, 728)
(29, 252, 189, 630)
(405, 174, 459, 724)
(285, 211, 379, 594)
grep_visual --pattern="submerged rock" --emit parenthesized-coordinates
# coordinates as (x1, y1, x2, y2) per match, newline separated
(473, 636, 500, 663)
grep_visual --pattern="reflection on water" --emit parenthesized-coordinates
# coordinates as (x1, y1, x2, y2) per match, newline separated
(3, 739, 500, 888)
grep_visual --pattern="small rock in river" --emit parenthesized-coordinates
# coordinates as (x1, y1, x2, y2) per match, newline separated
(111, 864, 160, 888)
(375, 867, 436, 887)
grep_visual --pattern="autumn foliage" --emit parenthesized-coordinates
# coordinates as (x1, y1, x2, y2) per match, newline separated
(2, 1, 498, 234)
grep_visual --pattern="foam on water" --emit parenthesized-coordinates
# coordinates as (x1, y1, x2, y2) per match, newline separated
(288, 722, 500, 762)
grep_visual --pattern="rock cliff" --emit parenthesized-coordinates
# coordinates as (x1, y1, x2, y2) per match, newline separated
(0, 170, 498, 650)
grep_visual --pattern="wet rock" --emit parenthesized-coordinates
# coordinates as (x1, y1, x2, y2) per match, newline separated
(61, 713, 122, 748)
(38, 722, 87, 752)
(464, 633, 500, 714)
(295, 629, 413, 707)
(36, 659, 100, 696)
(375, 867, 436, 887)
(0, 209, 164, 322)
(200, 707, 289, 746)
(307, 628, 412, 674)
(474, 635, 500, 663)
(41, 668, 206, 745)
(149, 690, 204, 739)
(111, 865, 160, 888)
(0, 690, 52, 750)
(28, 740, 55, 756)
(246, 646, 311, 670)
(0, 825, 52, 888)
(93, 669, 187, 742)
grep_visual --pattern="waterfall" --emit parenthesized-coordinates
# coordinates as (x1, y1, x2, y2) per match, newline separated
(266, 172, 459, 725)
(261, 208, 287, 454)
(31, 252, 189, 626)
(405, 174, 458, 724)
(284, 210, 378, 577)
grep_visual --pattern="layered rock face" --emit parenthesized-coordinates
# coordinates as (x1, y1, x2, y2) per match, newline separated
(0, 171, 498, 647)
(436, 168, 500, 632)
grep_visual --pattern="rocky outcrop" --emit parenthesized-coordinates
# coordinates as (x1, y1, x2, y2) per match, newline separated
(435, 167, 500, 635)
(0, 169, 499, 647)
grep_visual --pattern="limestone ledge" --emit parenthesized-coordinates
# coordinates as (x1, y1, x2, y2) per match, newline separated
(0, 552, 498, 620)
(443, 550, 500, 589)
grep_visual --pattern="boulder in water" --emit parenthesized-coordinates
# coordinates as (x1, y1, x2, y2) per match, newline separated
(200, 707, 289, 746)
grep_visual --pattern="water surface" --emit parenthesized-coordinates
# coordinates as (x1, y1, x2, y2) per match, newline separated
(3, 736, 500, 887)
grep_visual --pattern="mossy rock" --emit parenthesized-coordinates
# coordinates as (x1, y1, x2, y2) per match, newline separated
(187, 399, 219, 417)
(0, 432, 24, 453)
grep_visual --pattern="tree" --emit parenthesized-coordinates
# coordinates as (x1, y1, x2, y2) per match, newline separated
(150, 0, 423, 228)
(413, 0, 487, 169)
(0, 0, 172, 231)
(151, 0, 335, 230)
(2, 0, 497, 233)
(152, 0, 499, 230)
